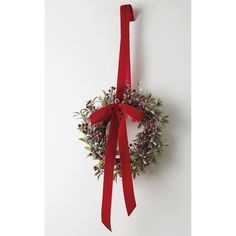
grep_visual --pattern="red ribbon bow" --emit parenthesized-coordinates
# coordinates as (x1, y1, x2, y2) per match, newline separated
(89, 5, 143, 231)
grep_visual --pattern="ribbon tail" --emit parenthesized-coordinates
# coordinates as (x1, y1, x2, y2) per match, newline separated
(101, 112, 119, 231)
(118, 115, 136, 216)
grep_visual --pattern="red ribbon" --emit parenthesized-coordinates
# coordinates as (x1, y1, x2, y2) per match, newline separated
(89, 5, 143, 231)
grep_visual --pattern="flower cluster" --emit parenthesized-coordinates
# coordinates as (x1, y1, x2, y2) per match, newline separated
(74, 87, 168, 180)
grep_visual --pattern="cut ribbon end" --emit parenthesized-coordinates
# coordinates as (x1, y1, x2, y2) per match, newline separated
(102, 219, 112, 232)
(127, 203, 136, 216)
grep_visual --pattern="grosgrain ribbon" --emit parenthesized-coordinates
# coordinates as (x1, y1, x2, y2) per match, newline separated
(89, 5, 143, 231)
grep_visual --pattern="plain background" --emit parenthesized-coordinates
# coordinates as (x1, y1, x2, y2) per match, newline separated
(46, 0, 190, 235)
(2, 1, 236, 236)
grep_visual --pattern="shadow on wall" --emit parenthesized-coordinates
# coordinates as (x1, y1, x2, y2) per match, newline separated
(132, 7, 178, 179)
(131, 12, 180, 235)
(132, 7, 143, 88)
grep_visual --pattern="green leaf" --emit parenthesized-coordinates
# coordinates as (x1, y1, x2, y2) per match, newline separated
(97, 172, 103, 180)
(79, 138, 87, 143)
(84, 146, 91, 151)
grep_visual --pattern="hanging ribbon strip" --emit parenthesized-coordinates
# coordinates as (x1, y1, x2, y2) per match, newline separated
(90, 5, 144, 231)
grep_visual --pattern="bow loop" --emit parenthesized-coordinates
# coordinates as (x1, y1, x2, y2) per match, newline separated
(119, 103, 144, 122)
(90, 104, 115, 125)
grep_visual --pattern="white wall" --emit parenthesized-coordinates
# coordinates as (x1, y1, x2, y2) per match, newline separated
(46, 0, 190, 235)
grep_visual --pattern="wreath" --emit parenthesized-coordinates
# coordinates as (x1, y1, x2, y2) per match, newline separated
(75, 86, 168, 181)
(74, 5, 169, 231)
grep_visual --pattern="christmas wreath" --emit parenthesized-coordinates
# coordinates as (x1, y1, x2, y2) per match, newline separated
(74, 5, 168, 231)
(75, 86, 168, 181)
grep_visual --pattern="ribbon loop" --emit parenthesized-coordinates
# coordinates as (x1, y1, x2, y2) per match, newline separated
(90, 104, 115, 125)
(120, 4, 134, 22)
(89, 5, 142, 231)
(120, 103, 144, 122)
